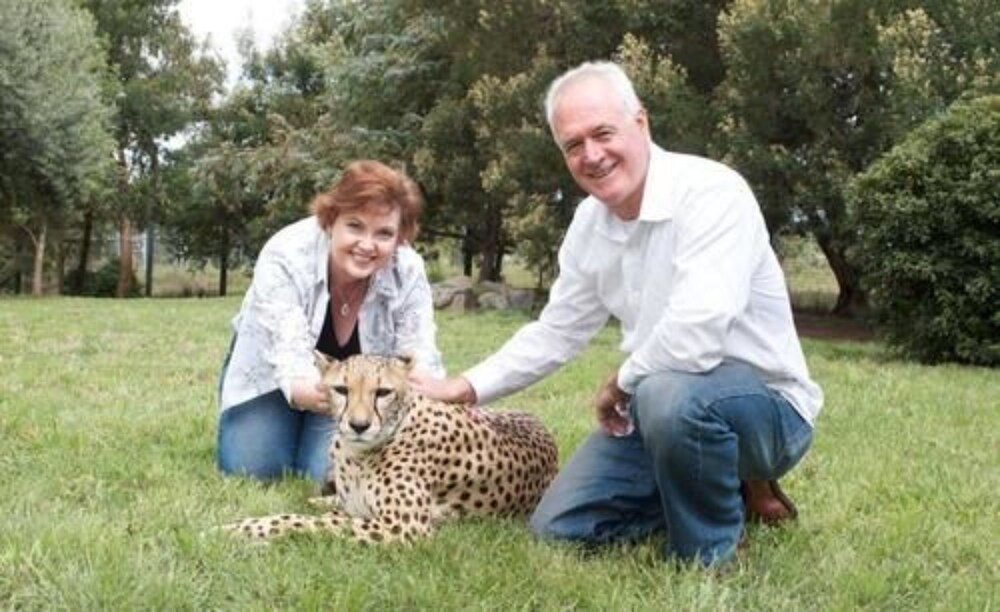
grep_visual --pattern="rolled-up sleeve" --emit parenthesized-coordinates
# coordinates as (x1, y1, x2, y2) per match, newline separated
(464, 234, 609, 405)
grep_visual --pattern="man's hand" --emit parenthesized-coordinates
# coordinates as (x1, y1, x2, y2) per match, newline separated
(595, 373, 633, 437)
(407, 370, 478, 405)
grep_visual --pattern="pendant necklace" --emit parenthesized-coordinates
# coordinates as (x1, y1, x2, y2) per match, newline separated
(333, 279, 368, 318)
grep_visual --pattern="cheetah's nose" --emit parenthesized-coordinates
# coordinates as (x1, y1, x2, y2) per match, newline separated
(348, 419, 371, 434)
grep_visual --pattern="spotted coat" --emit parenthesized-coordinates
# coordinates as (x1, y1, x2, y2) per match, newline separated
(223, 354, 558, 542)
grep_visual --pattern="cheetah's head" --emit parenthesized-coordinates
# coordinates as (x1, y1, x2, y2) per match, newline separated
(314, 352, 414, 451)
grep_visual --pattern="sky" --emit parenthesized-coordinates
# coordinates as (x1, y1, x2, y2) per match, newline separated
(177, 0, 304, 89)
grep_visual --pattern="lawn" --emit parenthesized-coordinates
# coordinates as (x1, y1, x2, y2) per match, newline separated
(0, 297, 996, 610)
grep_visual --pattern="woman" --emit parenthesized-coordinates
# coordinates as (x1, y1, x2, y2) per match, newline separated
(217, 160, 444, 482)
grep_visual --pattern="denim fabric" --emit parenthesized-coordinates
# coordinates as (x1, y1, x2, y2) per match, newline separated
(216, 389, 333, 482)
(216, 336, 332, 482)
(529, 361, 812, 566)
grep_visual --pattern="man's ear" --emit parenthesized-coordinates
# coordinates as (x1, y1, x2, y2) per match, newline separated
(635, 107, 649, 135)
(314, 350, 334, 374)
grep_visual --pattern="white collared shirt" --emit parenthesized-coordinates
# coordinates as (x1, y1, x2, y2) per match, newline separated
(464, 146, 823, 425)
(219, 216, 444, 412)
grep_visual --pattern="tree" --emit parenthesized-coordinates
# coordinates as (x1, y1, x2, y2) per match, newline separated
(402, 0, 722, 282)
(715, 0, 997, 315)
(205, 0, 723, 285)
(81, 0, 222, 296)
(0, 0, 115, 295)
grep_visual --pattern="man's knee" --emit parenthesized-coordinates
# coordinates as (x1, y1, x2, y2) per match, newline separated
(528, 505, 559, 539)
(632, 371, 708, 440)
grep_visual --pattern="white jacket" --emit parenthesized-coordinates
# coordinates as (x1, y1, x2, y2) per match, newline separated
(219, 216, 444, 411)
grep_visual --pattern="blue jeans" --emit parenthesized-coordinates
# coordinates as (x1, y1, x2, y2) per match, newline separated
(215, 335, 334, 482)
(529, 361, 813, 566)
(216, 390, 333, 482)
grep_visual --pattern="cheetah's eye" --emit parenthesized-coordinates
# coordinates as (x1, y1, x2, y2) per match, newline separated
(374, 388, 393, 398)
(332, 385, 348, 396)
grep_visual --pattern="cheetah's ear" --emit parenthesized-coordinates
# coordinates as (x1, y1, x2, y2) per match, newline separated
(395, 354, 415, 372)
(314, 350, 335, 374)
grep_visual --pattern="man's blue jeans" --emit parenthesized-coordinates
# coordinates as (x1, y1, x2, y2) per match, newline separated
(528, 361, 813, 566)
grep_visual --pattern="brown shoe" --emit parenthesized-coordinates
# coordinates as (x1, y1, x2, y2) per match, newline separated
(741, 479, 798, 525)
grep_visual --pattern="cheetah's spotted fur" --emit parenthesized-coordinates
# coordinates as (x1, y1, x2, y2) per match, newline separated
(223, 353, 558, 543)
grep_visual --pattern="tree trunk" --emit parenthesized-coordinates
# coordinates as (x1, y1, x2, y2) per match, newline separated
(144, 152, 160, 297)
(31, 220, 47, 296)
(814, 232, 866, 317)
(476, 206, 504, 283)
(462, 228, 474, 277)
(219, 251, 228, 297)
(218, 232, 229, 297)
(116, 215, 133, 297)
(478, 239, 501, 283)
(73, 208, 94, 293)
(56, 241, 66, 294)
(144, 225, 155, 297)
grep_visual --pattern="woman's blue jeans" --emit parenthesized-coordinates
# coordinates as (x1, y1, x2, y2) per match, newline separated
(216, 390, 333, 482)
(215, 336, 333, 482)
(528, 361, 813, 566)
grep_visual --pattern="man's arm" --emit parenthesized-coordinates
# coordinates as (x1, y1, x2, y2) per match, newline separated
(413, 227, 609, 405)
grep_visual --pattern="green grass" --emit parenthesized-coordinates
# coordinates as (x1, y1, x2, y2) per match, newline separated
(1, 298, 997, 610)
(779, 236, 840, 313)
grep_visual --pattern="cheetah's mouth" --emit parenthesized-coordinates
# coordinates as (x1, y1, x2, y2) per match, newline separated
(338, 426, 392, 451)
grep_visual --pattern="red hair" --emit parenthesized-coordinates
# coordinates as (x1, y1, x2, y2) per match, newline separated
(311, 160, 423, 243)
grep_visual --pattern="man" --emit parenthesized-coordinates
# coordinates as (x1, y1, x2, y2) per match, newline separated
(410, 61, 822, 567)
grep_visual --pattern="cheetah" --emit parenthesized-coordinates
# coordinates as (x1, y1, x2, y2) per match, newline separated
(222, 353, 558, 543)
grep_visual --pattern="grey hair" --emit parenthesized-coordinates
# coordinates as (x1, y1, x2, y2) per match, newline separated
(544, 61, 643, 129)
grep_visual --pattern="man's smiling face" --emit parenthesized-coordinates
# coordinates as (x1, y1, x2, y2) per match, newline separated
(551, 75, 651, 220)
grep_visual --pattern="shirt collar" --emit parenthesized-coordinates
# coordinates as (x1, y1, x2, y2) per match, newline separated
(314, 219, 331, 290)
(591, 143, 673, 241)
(636, 143, 674, 223)
(370, 250, 401, 299)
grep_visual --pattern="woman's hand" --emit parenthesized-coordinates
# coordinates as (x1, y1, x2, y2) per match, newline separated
(408, 369, 478, 404)
(290, 379, 331, 413)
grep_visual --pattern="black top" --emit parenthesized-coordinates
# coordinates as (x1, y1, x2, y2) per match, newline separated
(315, 300, 361, 360)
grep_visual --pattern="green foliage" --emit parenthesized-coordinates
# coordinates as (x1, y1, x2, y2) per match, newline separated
(0, 298, 997, 608)
(64, 258, 142, 298)
(714, 0, 995, 314)
(206, 0, 724, 284)
(81, 0, 223, 296)
(0, 0, 114, 203)
(0, 0, 116, 293)
(849, 95, 999, 365)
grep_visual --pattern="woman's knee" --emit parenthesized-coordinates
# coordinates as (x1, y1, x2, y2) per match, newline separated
(216, 391, 298, 480)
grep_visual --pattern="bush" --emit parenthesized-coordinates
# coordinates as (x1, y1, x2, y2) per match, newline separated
(849, 95, 999, 365)
(64, 259, 142, 298)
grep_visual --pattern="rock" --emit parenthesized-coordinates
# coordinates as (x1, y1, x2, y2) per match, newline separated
(506, 288, 536, 311)
(447, 289, 479, 312)
(477, 291, 509, 310)
(430, 277, 537, 312)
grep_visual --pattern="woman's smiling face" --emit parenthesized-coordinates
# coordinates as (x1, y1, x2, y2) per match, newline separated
(328, 203, 401, 283)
